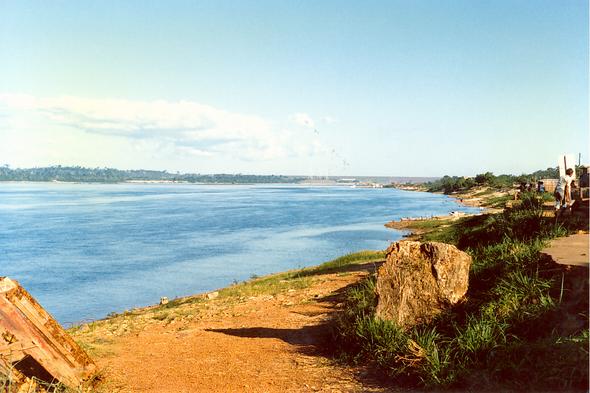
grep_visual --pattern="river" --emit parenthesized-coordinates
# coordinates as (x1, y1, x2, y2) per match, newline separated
(0, 183, 479, 324)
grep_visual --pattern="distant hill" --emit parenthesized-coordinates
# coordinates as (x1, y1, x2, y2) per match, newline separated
(0, 165, 442, 184)
(0, 166, 305, 184)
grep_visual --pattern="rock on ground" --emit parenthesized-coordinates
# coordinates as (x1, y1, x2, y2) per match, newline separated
(375, 241, 472, 329)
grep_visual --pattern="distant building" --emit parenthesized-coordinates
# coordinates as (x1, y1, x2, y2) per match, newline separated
(540, 178, 558, 193)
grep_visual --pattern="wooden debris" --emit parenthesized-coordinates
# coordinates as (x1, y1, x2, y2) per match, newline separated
(0, 277, 96, 388)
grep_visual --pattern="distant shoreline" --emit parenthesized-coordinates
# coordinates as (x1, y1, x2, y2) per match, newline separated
(0, 180, 379, 186)
(0, 165, 439, 185)
(0, 180, 430, 188)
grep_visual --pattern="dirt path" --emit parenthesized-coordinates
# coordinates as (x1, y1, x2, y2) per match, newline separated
(541, 232, 589, 267)
(72, 270, 394, 393)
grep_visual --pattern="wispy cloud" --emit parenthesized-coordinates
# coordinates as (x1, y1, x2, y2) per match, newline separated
(0, 94, 318, 161)
(290, 112, 315, 129)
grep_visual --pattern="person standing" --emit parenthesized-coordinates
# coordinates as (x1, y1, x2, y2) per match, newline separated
(554, 168, 575, 210)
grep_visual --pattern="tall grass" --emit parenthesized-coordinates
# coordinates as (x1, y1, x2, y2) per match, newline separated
(332, 192, 589, 390)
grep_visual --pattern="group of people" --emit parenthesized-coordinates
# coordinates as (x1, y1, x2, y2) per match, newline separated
(518, 181, 548, 193)
(514, 168, 577, 212)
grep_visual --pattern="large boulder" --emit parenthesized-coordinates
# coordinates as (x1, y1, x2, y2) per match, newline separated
(375, 241, 472, 329)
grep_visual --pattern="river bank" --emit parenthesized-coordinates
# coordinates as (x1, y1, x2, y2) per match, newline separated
(70, 251, 395, 392)
(2, 183, 478, 324)
(67, 186, 589, 392)
(65, 188, 515, 392)
(384, 186, 508, 240)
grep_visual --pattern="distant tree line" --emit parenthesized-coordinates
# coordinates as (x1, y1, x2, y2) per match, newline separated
(426, 167, 560, 194)
(0, 165, 305, 184)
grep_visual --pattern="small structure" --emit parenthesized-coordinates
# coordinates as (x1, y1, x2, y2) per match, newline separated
(540, 178, 558, 194)
(0, 277, 96, 388)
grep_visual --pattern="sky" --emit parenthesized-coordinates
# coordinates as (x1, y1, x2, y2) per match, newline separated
(0, 0, 588, 177)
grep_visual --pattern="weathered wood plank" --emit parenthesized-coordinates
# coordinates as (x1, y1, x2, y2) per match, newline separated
(0, 277, 96, 388)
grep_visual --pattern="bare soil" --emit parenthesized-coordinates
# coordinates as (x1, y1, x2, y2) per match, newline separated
(542, 232, 589, 267)
(72, 270, 398, 393)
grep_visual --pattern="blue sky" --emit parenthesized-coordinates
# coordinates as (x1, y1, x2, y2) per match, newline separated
(0, 0, 587, 176)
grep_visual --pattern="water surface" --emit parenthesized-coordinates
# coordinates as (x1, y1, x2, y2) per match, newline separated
(0, 183, 479, 323)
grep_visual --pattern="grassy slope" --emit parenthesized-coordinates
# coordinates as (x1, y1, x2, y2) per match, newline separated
(331, 192, 589, 391)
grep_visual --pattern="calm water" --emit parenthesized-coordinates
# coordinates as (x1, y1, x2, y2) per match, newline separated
(0, 183, 479, 324)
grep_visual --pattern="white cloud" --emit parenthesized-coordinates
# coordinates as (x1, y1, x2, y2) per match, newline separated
(290, 112, 315, 129)
(175, 146, 215, 157)
(0, 94, 318, 161)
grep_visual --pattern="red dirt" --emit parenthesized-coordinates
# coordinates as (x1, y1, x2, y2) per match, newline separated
(73, 271, 396, 393)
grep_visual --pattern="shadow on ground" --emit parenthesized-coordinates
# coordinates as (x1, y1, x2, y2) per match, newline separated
(206, 281, 355, 356)
(207, 325, 329, 348)
(206, 277, 402, 392)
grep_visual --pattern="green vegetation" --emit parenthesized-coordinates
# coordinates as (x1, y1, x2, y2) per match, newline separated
(332, 192, 589, 391)
(219, 272, 313, 299)
(219, 250, 385, 299)
(300, 250, 385, 276)
(427, 167, 560, 194)
(0, 165, 305, 184)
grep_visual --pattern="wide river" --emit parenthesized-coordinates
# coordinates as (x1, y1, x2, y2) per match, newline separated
(0, 183, 479, 324)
